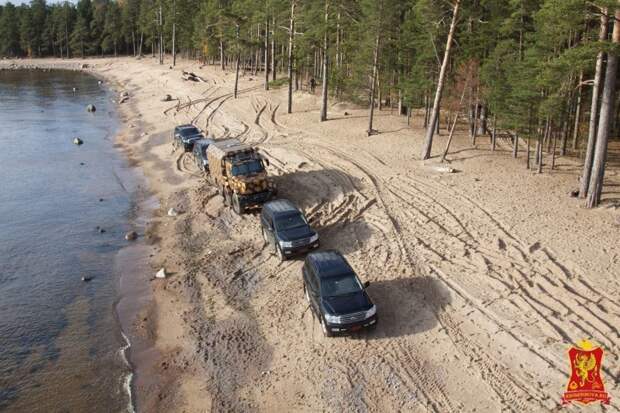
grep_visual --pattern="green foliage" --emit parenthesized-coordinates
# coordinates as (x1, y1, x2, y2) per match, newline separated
(0, 0, 615, 144)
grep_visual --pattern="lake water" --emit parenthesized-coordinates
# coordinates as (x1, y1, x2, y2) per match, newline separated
(0, 70, 133, 412)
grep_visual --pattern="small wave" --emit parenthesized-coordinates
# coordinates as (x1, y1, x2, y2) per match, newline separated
(119, 331, 136, 413)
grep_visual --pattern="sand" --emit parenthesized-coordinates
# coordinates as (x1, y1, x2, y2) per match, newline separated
(2, 57, 619, 412)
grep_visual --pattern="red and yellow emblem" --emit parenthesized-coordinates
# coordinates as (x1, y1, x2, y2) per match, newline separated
(562, 339, 611, 405)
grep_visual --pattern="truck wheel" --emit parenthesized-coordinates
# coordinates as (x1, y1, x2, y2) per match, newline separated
(232, 194, 243, 215)
(321, 317, 333, 338)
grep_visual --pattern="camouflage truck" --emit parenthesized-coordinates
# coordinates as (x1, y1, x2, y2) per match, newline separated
(206, 139, 276, 214)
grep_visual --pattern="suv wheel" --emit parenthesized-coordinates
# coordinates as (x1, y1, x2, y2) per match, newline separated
(276, 244, 286, 262)
(321, 317, 333, 337)
(232, 194, 243, 215)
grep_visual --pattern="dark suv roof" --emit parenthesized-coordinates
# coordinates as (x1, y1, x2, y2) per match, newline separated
(306, 251, 354, 278)
(263, 199, 299, 217)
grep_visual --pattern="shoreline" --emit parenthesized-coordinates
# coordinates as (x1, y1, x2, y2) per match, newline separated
(2, 57, 619, 412)
(1, 59, 167, 411)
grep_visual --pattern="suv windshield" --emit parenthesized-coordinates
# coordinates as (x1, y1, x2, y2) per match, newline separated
(231, 160, 264, 176)
(275, 213, 307, 231)
(180, 127, 200, 136)
(321, 274, 362, 297)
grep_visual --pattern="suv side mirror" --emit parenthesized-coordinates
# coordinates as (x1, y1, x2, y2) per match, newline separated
(363, 281, 371, 289)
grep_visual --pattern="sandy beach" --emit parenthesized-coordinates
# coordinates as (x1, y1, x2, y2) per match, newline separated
(3, 56, 618, 412)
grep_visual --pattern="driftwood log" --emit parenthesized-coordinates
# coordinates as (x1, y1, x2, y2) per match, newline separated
(182, 71, 207, 83)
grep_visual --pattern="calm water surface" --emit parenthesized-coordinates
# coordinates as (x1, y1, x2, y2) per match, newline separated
(0, 70, 133, 412)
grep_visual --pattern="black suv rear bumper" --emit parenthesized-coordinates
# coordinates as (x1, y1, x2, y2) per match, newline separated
(325, 314, 378, 334)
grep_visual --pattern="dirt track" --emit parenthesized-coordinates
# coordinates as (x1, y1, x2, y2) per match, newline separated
(78, 57, 620, 412)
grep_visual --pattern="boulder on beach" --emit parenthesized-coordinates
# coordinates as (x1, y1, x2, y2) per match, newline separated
(167, 208, 179, 217)
(86, 104, 96, 112)
(431, 165, 456, 174)
(155, 268, 167, 279)
(162, 94, 173, 102)
(125, 231, 138, 241)
(73, 137, 83, 145)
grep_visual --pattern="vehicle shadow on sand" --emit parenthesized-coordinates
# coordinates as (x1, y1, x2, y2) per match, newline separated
(272, 168, 372, 254)
(358, 275, 452, 340)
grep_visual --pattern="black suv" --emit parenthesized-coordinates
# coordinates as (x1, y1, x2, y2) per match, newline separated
(302, 251, 377, 337)
(260, 199, 319, 261)
(173, 124, 204, 152)
(191, 138, 215, 172)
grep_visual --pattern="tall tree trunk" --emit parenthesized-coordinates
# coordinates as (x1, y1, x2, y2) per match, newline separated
(512, 133, 519, 158)
(587, 7, 620, 208)
(420, 0, 460, 159)
(158, 4, 163, 65)
(287, 0, 296, 114)
(234, 25, 241, 99)
(265, 17, 270, 90)
(552, 129, 558, 169)
(580, 10, 609, 198)
(271, 16, 276, 81)
(220, 38, 225, 70)
(367, 32, 380, 136)
(172, 0, 176, 66)
(491, 115, 497, 151)
(441, 73, 470, 161)
(319, 0, 329, 122)
(477, 104, 487, 135)
(537, 136, 543, 173)
(572, 70, 583, 149)
(423, 91, 429, 128)
(526, 135, 531, 169)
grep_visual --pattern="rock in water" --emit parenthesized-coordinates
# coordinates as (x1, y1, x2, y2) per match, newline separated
(73, 137, 84, 145)
(82, 275, 93, 282)
(155, 268, 167, 279)
(125, 231, 138, 241)
(167, 208, 179, 217)
(86, 104, 96, 112)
